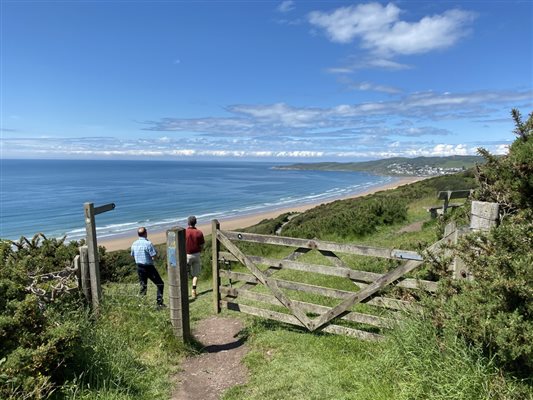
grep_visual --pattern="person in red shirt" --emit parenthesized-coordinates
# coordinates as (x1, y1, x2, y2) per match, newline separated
(186, 215, 205, 299)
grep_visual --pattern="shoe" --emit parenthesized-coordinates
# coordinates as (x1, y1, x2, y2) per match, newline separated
(157, 303, 167, 309)
(191, 289, 197, 299)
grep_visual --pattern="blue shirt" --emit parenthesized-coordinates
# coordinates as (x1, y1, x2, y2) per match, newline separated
(131, 237, 157, 265)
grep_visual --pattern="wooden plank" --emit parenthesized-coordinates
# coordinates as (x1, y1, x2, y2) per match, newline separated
(284, 247, 311, 261)
(223, 300, 303, 326)
(321, 324, 383, 341)
(217, 231, 313, 329)
(219, 253, 437, 292)
(212, 220, 221, 313)
(310, 259, 422, 331)
(366, 296, 417, 311)
(221, 287, 394, 328)
(220, 230, 423, 261)
(222, 301, 383, 340)
(93, 202, 116, 215)
(310, 234, 452, 330)
(220, 269, 357, 299)
(437, 190, 472, 201)
(220, 270, 415, 311)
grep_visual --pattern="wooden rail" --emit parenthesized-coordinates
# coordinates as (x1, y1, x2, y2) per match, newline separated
(213, 224, 439, 339)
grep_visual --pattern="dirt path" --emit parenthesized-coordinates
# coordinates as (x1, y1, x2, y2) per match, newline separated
(171, 317, 249, 400)
(397, 221, 424, 233)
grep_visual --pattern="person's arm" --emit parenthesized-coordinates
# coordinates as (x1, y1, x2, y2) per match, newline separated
(199, 233, 205, 251)
(149, 243, 157, 259)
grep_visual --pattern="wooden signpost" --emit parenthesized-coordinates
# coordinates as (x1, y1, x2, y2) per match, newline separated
(83, 202, 115, 314)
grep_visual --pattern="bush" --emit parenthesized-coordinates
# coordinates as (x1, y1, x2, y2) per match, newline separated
(0, 235, 84, 399)
(426, 110, 533, 380)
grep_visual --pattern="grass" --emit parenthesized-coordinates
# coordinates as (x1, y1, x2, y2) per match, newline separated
(66, 172, 531, 399)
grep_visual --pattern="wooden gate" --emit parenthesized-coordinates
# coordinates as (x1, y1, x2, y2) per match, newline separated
(211, 220, 451, 340)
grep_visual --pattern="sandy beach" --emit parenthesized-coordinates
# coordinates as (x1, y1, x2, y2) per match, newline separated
(99, 176, 424, 252)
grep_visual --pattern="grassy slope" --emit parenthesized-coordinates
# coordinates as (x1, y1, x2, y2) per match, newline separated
(75, 172, 529, 399)
(278, 155, 483, 174)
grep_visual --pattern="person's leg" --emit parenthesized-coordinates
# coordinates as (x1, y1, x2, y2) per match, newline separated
(190, 253, 201, 298)
(146, 265, 164, 305)
(137, 264, 148, 296)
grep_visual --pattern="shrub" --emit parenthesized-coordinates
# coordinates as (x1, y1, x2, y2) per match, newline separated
(427, 110, 533, 380)
(0, 235, 84, 399)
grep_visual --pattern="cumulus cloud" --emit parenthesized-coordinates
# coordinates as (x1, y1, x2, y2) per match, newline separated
(309, 3, 475, 55)
(309, 2, 475, 71)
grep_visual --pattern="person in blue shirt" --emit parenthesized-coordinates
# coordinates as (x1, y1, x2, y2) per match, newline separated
(131, 227, 164, 306)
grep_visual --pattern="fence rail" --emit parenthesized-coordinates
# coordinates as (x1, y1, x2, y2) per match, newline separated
(213, 222, 440, 339)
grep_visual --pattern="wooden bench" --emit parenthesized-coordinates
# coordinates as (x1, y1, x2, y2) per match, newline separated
(427, 189, 473, 218)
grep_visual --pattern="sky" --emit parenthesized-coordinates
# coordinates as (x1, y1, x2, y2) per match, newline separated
(1, 0, 532, 161)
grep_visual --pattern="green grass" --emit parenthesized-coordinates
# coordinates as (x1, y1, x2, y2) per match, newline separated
(71, 172, 531, 399)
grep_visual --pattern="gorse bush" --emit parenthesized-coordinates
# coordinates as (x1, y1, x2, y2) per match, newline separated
(282, 196, 408, 239)
(281, 172, 476, 240)
(427, 109, 533, 380)
(476, 109, 533, 216)
(0, 234, 83, 399)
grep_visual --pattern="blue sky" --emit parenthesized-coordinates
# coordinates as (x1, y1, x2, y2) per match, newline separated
(1, 0, 532, 161)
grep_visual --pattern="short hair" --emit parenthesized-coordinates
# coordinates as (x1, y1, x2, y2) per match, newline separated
(137, 227, 147, 237)
(187, 216, 197, 227)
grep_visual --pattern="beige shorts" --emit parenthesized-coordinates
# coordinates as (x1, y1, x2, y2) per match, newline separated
(187, 253, 202, 277)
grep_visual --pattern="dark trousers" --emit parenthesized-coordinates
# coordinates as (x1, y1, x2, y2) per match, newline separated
(136, 263, 164, 305)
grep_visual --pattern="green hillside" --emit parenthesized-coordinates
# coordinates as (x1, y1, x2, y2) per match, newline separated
(276, 155, 484, 176)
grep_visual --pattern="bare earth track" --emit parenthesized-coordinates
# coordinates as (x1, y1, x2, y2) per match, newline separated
(171, 317, 249, 400)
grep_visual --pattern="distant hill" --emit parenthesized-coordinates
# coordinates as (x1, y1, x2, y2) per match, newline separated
(274, 155, 484, 176)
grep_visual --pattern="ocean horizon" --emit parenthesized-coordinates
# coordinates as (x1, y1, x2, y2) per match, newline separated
(0, 159, 396, 242)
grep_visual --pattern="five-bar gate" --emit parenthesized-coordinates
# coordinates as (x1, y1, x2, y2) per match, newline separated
(211, 219, 451, 340)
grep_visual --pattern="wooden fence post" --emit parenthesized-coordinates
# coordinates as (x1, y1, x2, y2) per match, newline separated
(212, 219, 221, 314)
(79, 245, 92, 302)
(84, 203, 102, 314)
(470, 201, 499, 231)
(167, 227, 190, 342)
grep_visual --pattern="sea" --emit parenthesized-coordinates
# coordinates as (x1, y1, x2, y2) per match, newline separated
(0, 159, 396, 242)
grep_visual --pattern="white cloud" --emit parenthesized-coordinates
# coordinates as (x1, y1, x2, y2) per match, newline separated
(143, 89, 532, 136)
(339, 78, 402, 94)
(278, 1, 295, 13)
(493, 144, 510, 155)
(309, 2, 475, 68)
(429, 143, 470, 156)
(0, 135, 510, 160)
(309, 3, 400, 44)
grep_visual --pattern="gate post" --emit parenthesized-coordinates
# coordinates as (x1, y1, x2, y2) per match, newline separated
(212, 219, 221, 314)
(470, 201, 499, 231)
(167, 227, 190, 342)
(79, 245, 92, 302)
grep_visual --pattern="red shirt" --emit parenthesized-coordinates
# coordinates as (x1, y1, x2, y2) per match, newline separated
(186, 227, 204, 254)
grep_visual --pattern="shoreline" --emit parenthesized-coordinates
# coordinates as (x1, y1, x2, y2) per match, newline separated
(99, 176, 424, 252)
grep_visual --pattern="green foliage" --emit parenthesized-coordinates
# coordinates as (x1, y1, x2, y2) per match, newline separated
(99, 247, 137, 283)
(426, 110, 533, 380)
(430, 221, 533, 377)
(475, 110, 533, 215)
(282, 196, 408, 239)
(281, 173, 476, 240)
(356, 315, 530, 400)
(0, 235, 83, 399)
